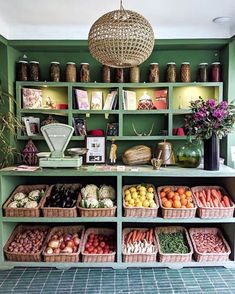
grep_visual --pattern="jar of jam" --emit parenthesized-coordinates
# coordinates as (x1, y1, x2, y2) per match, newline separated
(115, 68, 124, 83)
(130, 66, 140, 83)
(166, 62, 177, 83)
(66, 62, 77, 82)
(17, 60, 28, 81)
(211, 62, 221, 82)
(29, 61, 40, 81)
(180, 62, 191, 83)
(80, 63, 90, 82)
(50, 62, 60, 82)
(149, 63, 160, 83)
(102, 65, 111, 83)
(198, 63, 208, 82)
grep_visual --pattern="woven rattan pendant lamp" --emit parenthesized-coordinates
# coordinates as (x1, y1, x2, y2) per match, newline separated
(88, 0, 155, 68)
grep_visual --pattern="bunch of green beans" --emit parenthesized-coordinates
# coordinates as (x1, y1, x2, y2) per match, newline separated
(158, 232, 189, 254)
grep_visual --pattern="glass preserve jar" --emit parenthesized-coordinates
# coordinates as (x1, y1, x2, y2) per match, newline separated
(17, 60, 28, 81)
(198, 63, 208, 82)
(211, 62, 221, 82)
(29, 61, 40, 81)
(166, 62, 177, 82)
(80, 63, 90, 82)
(149, 63, 160, 82)
(176, 137, 202, 168)
(130, 66, 140, 83)
(50, 62, 60, 82)
(115, 68, 124, 83)
(180, 62, 191, 83)
(102, 65, 111, 83)
(66, 62, 77, 82)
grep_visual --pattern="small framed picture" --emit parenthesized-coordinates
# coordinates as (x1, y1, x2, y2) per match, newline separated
(22, 116, 40, 136)
(85, 136, 106, 164)
(73, 117, 87, 136)
(106, 123, 119, 136)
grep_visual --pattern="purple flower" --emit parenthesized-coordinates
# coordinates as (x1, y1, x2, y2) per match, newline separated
(206, 99, 216, 108)
(194, 111, 206, 121)
(212, 109, 225, 121)
(219, 101, 228, 109)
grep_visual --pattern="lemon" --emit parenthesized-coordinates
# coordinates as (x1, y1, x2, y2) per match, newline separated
(132, 193, 138, 200)
(129, 199, 135, 205)
(130, 187, 136, 193)
(140, 195, 146, 202)
(139, 190, 146, 197)
(125, 202, 129, 207)
(146, 192, 154, 201)
(128, 204, 134, 208)
(135, 201, 142, 207)
(139, 186, 146, 192)
(136, 185, 142, 190)
(125, 195, 132, 202)
(149, 202, 157, 208)
(142, 200, 150, 208)
(125, 190, 131, 196)
(148, 187, 154, 193)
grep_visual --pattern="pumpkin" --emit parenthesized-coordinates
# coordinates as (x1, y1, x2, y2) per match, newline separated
(122, 145, 152, 165)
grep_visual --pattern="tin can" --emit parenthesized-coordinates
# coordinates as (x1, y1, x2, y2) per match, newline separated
(66, 62, 77, 82)
(166, 62, 177, 83)
(198, 63, 208, 82)
(211, 62, 221, 82)
(149, 63, 160, 83)
(17, 61, 28, 81)
(50, 62, 60, 82)
(80, 63, 90, 82)
(29, 61, 40, 81)
(180, 62, 191, 83)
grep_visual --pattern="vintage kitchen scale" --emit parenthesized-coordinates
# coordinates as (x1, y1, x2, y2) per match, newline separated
(38, 123, 87, 169)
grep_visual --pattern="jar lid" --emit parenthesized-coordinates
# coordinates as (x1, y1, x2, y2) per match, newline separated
(18, 60, 28, 64)
(50, 61, 60, 64)
(199, 63, 208, 65)
(150, 62, 159, 65)
(30, 61, 39, 64)
(81, 62, 89, 65)
(66, 62, 76, 65)
(181, 62, 190, 64)
(212, 62, 221, 65)
(167, 62, 176, 65)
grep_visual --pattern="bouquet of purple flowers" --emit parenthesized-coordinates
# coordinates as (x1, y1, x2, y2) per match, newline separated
(185, 97, 235, 139)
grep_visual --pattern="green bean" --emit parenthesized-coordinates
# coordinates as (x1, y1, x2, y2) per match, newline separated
(158, 232, 189, 254)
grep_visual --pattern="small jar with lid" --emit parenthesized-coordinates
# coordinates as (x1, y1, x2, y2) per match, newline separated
(198, 63, 208, 82)
(29, 61, 40, 81)
(210, 62, 221, 82)
(102, 65, 111, 83)
(180, 62, 191, 83)
(166, 62, 177, 83)
(149, 63, 160, 83)
(130, 66, 140, 83)
(66, 62, 77, 82)
(50, 62, 60, 82)
(17, 60, 28, 81)
(80, 63, 90, 82)
(115, 68, 124, 83)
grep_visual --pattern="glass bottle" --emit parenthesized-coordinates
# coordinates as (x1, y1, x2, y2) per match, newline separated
(102, 65, 111, 83)
(50, 62, 60, 82)
(198, 63, 208, 82)
(130, 66, 140, 83)
(80, 63, 90, 82)
(115, 68, 124, 83)
(176, 137, 202, 168)
(166, 62, 177, 82)
(17, 61, 28, 81)
(149, 63, 160, 82)
(180, 62, 191, 82)
(66, 62, 77, 82)
(29, 61, 40, 81)
(211, 62, 221, 82)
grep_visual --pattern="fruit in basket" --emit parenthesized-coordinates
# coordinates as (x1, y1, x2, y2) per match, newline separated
(193, 187, 232, 208)
(160, 187, 194, 209)
(124, 185, 157, 208)
(84, 233, 115, 254)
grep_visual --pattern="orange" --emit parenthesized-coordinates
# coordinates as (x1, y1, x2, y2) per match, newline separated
(173, 200, 181, 208)
(167, 191, 175, 199)
(173, 195, 180, 201)
(185, 190, 192, 197)
(186, 202, 194, 208)
(174, 192, 180, 197)
(160, 191, 166, 198)
(181, 198, 188, 206)
(177, 187, 185, 195)
(163, 187, 171, 193)
(161, 197, 168, 204)
(180, 194, 186, 200)
(163, 200, 172, 208)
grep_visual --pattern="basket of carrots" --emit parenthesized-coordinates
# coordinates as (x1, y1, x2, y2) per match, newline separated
(191, 186, 235, 218)
(122, 228, 157, 262)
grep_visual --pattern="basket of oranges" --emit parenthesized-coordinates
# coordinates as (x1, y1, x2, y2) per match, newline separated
(123, 184, 159, 217)
(157, 186, 197, 219)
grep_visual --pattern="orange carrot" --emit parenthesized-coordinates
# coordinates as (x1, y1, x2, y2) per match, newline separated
(195, 191, 200, 199)
(200, 196, 207, 207)
(213, 198, 219, 207)
(221, 201, 226, 207)
(209, 198, 214, 207)
(217, 190, 223, 201)
(146, 231, 150, 243)
(126, 232, 133, 244)
(211, 189, 221, 202)
(223, 196, 231, 207)
(207, 202, 210, 207)
(219, 202, 223, 208)
(202, 189, 207, 199)
(132, 230, 137, 243)
(206, 189, 211, 202)
(149, 229, 153, 243)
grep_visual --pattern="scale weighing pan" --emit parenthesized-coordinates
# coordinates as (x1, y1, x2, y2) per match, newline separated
(38, 123, 82, 169)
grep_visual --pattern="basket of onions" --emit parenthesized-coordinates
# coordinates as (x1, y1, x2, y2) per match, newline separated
(42, 225, 85, 262)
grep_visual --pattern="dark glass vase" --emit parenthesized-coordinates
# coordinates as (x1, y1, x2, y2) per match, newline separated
(203, 133, 219, 171)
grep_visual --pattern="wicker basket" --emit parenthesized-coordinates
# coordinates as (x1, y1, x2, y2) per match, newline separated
(77, 195, 116, 217)
(123, 184, 159, 218)
(122, 228, 157, 262)
(3, 184, 49, 217)
(191, 186, 235, 218)
(42, 225, 85, 262)
(41, 184, 81, 218)
(81, 228, 116, 263)
(157, 186, 197, 219)
(155, 226, 193, 262)
(189, 227, 231, 262)
(4, 225, 49, 262)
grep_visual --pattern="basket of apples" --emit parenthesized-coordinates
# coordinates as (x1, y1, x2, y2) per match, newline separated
(42, 225, 85, 262)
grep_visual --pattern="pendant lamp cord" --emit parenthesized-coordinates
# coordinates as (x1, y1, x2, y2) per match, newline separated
(120, 0, 124, 10)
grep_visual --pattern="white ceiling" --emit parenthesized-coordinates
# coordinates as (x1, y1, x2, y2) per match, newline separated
(0, 0, 235, 40)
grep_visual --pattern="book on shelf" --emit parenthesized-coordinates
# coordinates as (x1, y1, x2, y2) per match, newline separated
(75, 89, 90, 110)
(91, 91, 103, 110)
(123, 90, 137, 110)
(103, 90, 118, 110)
(22, 88, 42, 109)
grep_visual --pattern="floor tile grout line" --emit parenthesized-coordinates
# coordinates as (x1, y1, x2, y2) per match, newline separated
(39, 267, 52, 294)
(12, 268, 26, 290)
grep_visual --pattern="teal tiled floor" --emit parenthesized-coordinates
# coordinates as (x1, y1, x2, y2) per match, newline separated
(0, 267, 235, 294)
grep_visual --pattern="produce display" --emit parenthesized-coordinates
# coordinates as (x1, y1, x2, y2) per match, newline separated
(193, 187, 232, 208)
(84, 232, 115, 254)
(8, 190, 45, 208)
(159, 186, 194, 209)
(191, 231, 228, 253)
(158, 231, 190, 254)
(124, 184, 157, 208)
(45, 231, 81, 254)
(45, 184, 79, 208)
(7, 228, 48, 254)
(80, 184, 116, 208)
(123, 229, 156, 254)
